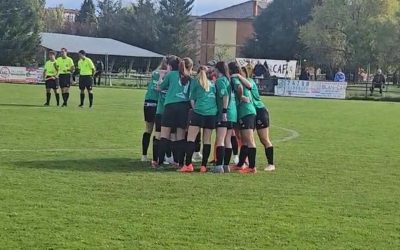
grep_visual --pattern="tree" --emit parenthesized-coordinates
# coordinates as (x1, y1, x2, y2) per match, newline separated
(243, 0, 320, 60)
(76, 0, 97, 36)
(300, 0, 400, 71)
(97, 0, 122, 38)
(43, 5, 65, 33)
(157, 0, 195, 57)
(0, 0, 44, 65)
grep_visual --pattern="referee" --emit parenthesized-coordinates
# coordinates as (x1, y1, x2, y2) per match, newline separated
(77, 50, 95, 108)
(56, 48, 75, 107)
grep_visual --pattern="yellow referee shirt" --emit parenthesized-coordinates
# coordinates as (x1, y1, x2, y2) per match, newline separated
(78, 57, 95, 76)
(44, 60, 58, 77)
(56, 56, 74, 75)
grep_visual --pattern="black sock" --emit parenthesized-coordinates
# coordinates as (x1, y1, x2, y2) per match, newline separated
(142, 132, 151, 156)
(224, 148, 233, 166)
(216, 146, 225, 166)
(62, 93, 67, 103)
(65, 93, 70, 104)
(55, 93, 60, 106)
(201, 144, 211, 167)
(231, 136, 238, 155)
(172, 141, 179, 163)
(195, 133, 201, 152)
(185, 141, 196, 166)
(152, 137, 159, 162)
(89, 93, 93, 107)
(80, 93, 85, 106)
(178, 140, 186, 166)
(248, 148, 257, 169)
(158, 138, 169, 165)
(265, 147, 274, 165)
(166, 140, 172, 158)
(46, 93, 51, 104)
(238, 145, 248, 167)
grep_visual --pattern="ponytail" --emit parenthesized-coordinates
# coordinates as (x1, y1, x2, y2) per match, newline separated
(197, 66, 209, 92)
(179, 57, 193, 86)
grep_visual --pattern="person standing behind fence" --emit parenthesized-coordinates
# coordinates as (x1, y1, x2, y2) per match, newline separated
(77, 50, 95, 108)
(57, 48, 75, 107)
(94, 60, 104, 86)
(334, 68, 346, 82)
(370, 69, 386, 95)
(43, 51, 60, 106)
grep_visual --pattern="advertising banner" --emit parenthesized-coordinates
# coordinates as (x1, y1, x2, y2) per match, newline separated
(236, 58, 297, 79)
(0, 66, 43, 84)
(275, 79, 348, 99)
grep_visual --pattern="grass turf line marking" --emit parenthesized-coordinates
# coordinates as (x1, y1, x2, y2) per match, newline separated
(0, 126, 300, 153)
(272, 125, 300, 143)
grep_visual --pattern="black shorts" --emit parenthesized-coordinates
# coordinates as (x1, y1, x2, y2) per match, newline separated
(216, 120, 236, 129)
(155, 114, 162, 132)
(45, 78, 58, 89)
(59, 74, 71, 88)
(79, 76, 93, 91)
(239, 115, 256, 130)
(256, 108, 270, 130)
(189, 111, 217, 129)
(162, 102, 190, 129)
(144, 100, 157, 123)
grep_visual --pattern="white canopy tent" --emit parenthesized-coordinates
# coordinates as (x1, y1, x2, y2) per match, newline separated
(40, 32, 164, 85)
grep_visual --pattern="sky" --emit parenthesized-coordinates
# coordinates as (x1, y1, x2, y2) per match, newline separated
(45, 0, 249, 15)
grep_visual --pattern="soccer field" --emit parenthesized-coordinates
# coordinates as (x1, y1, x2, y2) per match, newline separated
(0, 84, 399, 249)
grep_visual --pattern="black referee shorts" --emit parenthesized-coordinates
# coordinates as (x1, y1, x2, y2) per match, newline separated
(79, 75, 93, 91)
(59, 74, 71, 88)
(45, 78, 58, 90)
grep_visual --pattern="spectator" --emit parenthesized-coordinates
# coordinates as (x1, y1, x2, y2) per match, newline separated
(94, 60, 104, 86)
(334, 68, 346, 82)
(299, 68, 310, 80)
(370, 69, 386, 95)
(393, 70, 398, 87)
(245, 60, 254, 78)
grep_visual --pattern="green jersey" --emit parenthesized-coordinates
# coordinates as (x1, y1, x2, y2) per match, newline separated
(156, 91, 167, 115)
(44, 60, 58, 77)
(216, 76, 237, 123)
(249, 78, 265, 109)
(190, 79, 218, 116)
(160, 71, 190, 106)
(233, 77, 256, 119)
(145, 71, 161, 102)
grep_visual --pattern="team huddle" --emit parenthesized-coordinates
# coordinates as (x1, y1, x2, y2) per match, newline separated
(43, 49, 95, 108)
(142, 56, 275, 174)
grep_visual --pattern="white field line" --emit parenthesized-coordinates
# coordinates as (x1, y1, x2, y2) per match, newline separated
(0, 126, 300, 153)
(272, 125, 300, 143)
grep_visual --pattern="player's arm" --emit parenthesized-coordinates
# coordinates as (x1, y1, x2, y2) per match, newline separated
(55, 63, 59, 78)
(232, 74, 252, 90)
(43, 68, 47, 79)
(159, 72, 170, 90)
(70, 59, 75, 74)
(91, 61, 95, 77)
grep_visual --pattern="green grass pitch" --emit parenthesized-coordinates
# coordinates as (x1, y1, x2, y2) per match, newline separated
(0, 84, 399, 249)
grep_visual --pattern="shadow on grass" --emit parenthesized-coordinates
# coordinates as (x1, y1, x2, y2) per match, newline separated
(11, 158, 178, 173)
(0, 103, 47, 108)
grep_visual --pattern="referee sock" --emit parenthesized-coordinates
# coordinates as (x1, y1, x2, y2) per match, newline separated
(80, 93, 85, 106)
(231, 136, 239, 155)
(216, 146, 225, 166)
(248, 148, 257, 169)
(46, 93, 51, 104)
(224, 148, 233, 166)
(142, 132, 151, 156)
(62, 93, 67, 104)
(152, 137, 159, 162)
(65, 93, 70, 104)
(185, 141, 196, 166)
(89, 93, 94, 107)
(238, 145, 248, 167)
(265, 147, 274, 165)
(201, 144, 211, 167)
(55, 93, 60, 106)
